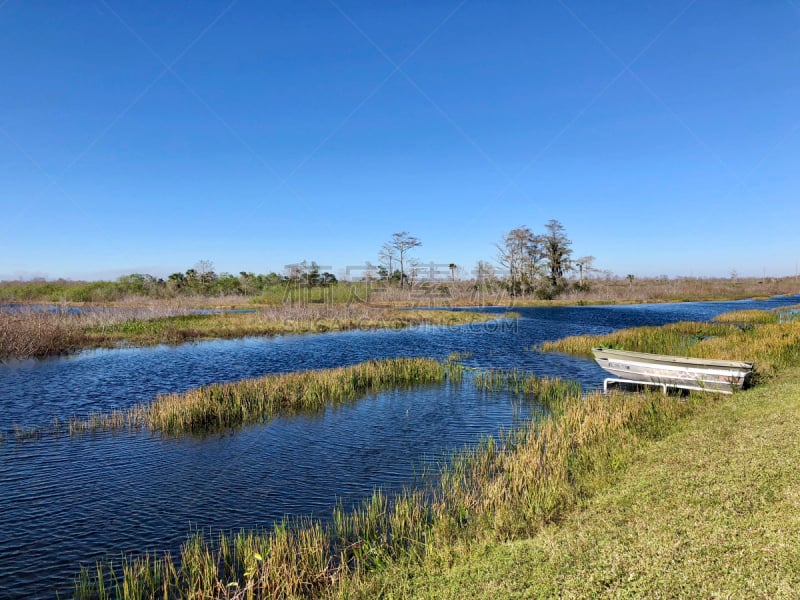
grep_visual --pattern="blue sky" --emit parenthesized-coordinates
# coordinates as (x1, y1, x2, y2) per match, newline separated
(1, 0, 799, 280)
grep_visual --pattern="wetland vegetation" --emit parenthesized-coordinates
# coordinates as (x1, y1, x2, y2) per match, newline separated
(70, 305, 800, 598)
(70, 357, 460, 437)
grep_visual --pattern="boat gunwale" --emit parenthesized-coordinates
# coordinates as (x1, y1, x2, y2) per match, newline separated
(592, 347, 754, 370)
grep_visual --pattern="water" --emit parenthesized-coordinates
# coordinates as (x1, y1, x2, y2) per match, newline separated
(0, 296, 798, 598)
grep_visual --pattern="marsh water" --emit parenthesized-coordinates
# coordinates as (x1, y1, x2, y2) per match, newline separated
(1, 297, 798, 598)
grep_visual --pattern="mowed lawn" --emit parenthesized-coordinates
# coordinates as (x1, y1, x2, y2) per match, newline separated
(349, 368, 800, 599)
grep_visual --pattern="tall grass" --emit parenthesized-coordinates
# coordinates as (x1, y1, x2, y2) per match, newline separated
(473, 369, 582, 412)
(0, 304, 191, 359)
(538, 321, 737, 358)
(138, 357, 458, 435)
(73, 373, 711, 599)
(712, 309, 780, 324)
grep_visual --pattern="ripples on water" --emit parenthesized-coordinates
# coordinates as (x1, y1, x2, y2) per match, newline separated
(1, 297, 798, 598)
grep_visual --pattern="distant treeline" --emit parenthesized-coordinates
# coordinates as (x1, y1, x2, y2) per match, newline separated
(0, 265, 341, 303)
(3, 221, 798, 304)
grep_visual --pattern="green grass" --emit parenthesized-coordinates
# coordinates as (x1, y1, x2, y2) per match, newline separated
(537, 321, 738, 358)
(349, 366, 800, 599)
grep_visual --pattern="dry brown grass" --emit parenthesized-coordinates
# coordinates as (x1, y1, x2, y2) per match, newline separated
(0, 304, 190, 359)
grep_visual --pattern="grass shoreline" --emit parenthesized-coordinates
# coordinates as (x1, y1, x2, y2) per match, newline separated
(0, 307, 515, 360)
(73, 374, 693, 598)
(356, 367, 800, 599)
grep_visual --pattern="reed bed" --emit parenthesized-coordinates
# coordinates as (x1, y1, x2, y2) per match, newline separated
(140, 357, 458, 435)
(711, 303, 800, 325)
(0, 304, 192, 359)
(473, 369, 582, 411)
(0, 305, 509, 359)
(73, 371, 712, 599)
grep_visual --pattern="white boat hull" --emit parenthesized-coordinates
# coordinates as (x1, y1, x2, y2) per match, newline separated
(593, 348, 753, 394)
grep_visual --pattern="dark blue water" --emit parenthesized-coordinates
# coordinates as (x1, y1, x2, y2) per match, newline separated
(0, 296, 798, 599)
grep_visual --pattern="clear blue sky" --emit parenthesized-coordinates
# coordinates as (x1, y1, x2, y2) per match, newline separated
(1, 1, 799, 280)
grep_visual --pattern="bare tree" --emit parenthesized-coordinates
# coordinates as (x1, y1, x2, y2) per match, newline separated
(388, 232, 422, 289)
(474, 260, 495, 284)
(378, 243, 397, 284)
(495, 226, 542, 296)
(575, 256, 596, 287)
(193, 259, 216, 290)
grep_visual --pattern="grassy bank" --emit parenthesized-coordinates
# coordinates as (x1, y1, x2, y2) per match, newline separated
(346, 367, 800, 599)
(0, 306, 512, 360)
(334, 307, 800, 598)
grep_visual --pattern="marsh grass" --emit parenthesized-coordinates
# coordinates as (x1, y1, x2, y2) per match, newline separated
(0, 304, 191, 359)
(0, 305, 510, 360)
(712, 309, 780, 324)
(140, 357, 458, 435)
(473, 369, 582, 412)
(73, 369, 710, 599)
(537, 321, 736, 357)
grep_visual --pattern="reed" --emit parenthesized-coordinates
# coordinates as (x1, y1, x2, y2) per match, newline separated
(142, 357, 456, 435)
(0, 304, 191, 359)
(473, 369, 582, 413)
(73, 373, 712, 599)
(537, 321, 736, 358)
(712, 309, 780, 324)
